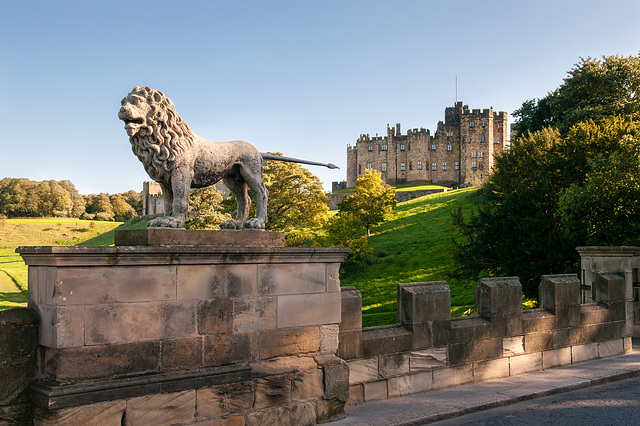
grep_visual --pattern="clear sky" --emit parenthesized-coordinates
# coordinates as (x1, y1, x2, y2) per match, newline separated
(2, 0, 639, 194)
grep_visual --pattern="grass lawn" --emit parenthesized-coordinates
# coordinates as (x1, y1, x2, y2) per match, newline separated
(332, 183, 448, 194)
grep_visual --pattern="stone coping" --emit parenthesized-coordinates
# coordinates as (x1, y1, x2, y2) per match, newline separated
(114, 229, 285, 247)
(576, 246, 640, 256)
(17, 245, 351, 266)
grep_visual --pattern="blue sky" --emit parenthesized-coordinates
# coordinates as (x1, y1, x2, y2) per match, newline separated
(2, 0, 639, 194)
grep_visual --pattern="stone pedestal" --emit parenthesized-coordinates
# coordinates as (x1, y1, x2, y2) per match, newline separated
(19, 230, 350, 425)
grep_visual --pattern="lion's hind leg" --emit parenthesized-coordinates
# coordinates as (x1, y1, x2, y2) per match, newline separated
(220, 171, 250, 230)
(241, 167, 268, 230)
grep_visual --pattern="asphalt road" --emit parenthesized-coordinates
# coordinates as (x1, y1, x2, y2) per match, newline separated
(432, 376, 640, 426)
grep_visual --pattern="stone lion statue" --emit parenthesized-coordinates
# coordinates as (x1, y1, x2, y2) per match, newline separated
(118, 86, 267, 229)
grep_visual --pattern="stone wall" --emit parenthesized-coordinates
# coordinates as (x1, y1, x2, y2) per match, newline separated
(339, 273, 633, 405)
(0, 308, 38, 424)
(327, 188, 446, 210)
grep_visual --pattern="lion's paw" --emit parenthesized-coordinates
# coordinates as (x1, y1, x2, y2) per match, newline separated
(243, 218, 266, 230)
(220, 220, 242, 230)
(148, 216, 185, 228)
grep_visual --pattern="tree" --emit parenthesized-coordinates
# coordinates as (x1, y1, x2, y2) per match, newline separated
(338, 169, 396, 236)
(513, 55, 640, 138)
(184, 186, 231, 230)
(110, 194, 137, 221)
(222, 153, 330, 232)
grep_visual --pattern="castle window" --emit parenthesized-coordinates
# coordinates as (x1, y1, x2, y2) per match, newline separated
(367, 163, 372, 170)
(431, 144, 437, 150)
(381, 145, 387, 151)
(494, 137, 500, 144)
(381, 162, 387, 172)
(455, 162, 460, 170)
(470, 122, 475, 127)
(454, 176, 459, 182)
(472, 161, 477, 168)
(446, 132, 454, 137)
(400, 144, 405, 151)
(409, 161, 413, 170)
(467, 137, 471, 143)
(368, 145, 373, 152)
(400, 162, 406, 171)
(443, 162, 447, 171)
(497, 123, 501, 129)
(417, 161, 422, 170)
(432, 162, 437, 171)
(481, 121, 485, 127)
(471, 151, 477, 158)
(479, 152, 484, 158)
(479, 135, 485, 142)
(447, 144, 452, 152)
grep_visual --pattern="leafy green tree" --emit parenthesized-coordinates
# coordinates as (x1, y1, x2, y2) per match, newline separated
(122, 190, 143, 215)
(322, 212, 371, 271)
(513, 55, 640, 138)
(110, 194, 137, 221)
(338, 169, 396, 236)
(184, 186, 231, 230)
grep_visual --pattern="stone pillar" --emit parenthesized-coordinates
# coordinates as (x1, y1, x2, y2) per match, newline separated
(19, 230, 350, 425)
(475, 277, 522, 336)
(338, 287, 363, 359)
(398, 281, 451, 348)
(577, 246, 638, 303)
(539, 274, 581, 328)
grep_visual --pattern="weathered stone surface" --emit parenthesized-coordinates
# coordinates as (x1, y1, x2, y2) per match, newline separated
(245, 402, 316, 426)
(410, 347, 447, 371)
(348, 357, 379, 385)
(579, 304, 608, 326)
(251, 357, 318, 376)
(203, 332, 257, 367)
(254, 374, 292, 409)
(522, 310, 556, 333)
(347, 384, 364, 406)
(35, 400, 125, 426)
(364, 380, 388, 401)
(474, 358, 509, 382)
(598, 338, 624, 358)
(502, 335, 525, 356)
(277, 293, 341, 328)
(571, 342, 599, 363)
(177, 264, 259, 300)
(319, 325, 339, 355)
(326, 263, 341, 293)
(43, 342, 160, 382)
(594, 273, 626, 303)
(233, 297, 276, 333)
(509, 352, 542, 376)
(316, 397, 347, 423)
(432, 365, 473, 389)
(362, 325, 412, 357)
(399, 282, 450, 326)
(292, 368, 323, 401)
(315, 355, 349, 401)
(539, 274, 581, 312)
(0, 308, 37, 365)
(378, 353, 410, 378)
(449, 338, 502, 365)
(542, 347, 572, 369)
(387, 372, 432, 398)
(476, 277, 522, 317)
(84, 301, 196, 345)
(197, 381, 254, 418)
(259, 263, 326, 295)
(340, 287, 362, 333)
(161, 337, 203, 371)
(258, 326, 319, 359)
(450, 317, 492, 343)
(38, 304, 85, 348)
(0, 401, 33, 425)
(115, 229, 285, 247)
(124, 390, 195, 425)
(338, 330, 363, 360)
(524, 331, 553, 353)
(197, 298, 233, 335)
(0, 364, 34, 403)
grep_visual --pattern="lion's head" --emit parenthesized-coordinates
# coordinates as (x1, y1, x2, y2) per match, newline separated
(118, 86, 195, 182)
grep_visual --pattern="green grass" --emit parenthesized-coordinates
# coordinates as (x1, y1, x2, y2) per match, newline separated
(332, 183, 447, 194)
(340, 188, 481, 327)
(0, 217, 149, 309)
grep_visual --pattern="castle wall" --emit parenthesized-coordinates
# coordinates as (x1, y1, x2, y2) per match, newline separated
(344, 102, 508, 188)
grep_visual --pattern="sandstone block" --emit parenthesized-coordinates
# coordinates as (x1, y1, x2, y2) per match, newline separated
(0, 364, 34, 404)
(251, 356, 318, 376)
(571, 342, 598, 364)
(378, 353, 410, 378)
(449, 338, 502, 366)
(398, 282, 450, 326)
(254, 374, 292, 410)
(502, 335, 525, 356)
(85, 301, 196, 345)
(161, 337, 203, 371)
(348, 357, 379, 385)
(258, 326, 319, 359)
(338, 330, 363, 360)
(245, 402, 316, 426)
(410, 347, 447, 371)
(35, 400, 125, 426)
(197, 381, 254, 418)
(53, 265, 177, 305)
(476, 277, 522, 317)
(362, 325, 412, 357)
(387, 372, 432, 398)
(316, 355, 349, 401)
(364, 380, 388, 401)
(542, 347, 572, 369)
(232, 297, 276, 333)
(277, 292, 341, 328)
(177, 264, 258, 300)
(316, 397, 347, 423)
(203, 332, 257, 367)
(38, 304, 85, 348)
(326, 263, 341, 293)
(319, 324, 339, 355)
(509, 352, 542, 376)
(259, 263, 326, 295)
(124, 390, 195, 425)
(624, 336, 633, 353)
(197, 298, 233, 335)
(598, 338, 624, 358)
(539, 274, 581, 313)
(522, 310, 555, 333)
(0, 308, 38, 364)
(594, 273, 626, 303)
(432, 365, 473, 389)
(292, 368, 324, 401)
(579, 305, 608, 326)
(340, 287, 363, 333)
(114, 228, 284, 247)
(474, 358, 509, 382)
(347, 384, 364, 406)
(524, 331, 553, 353)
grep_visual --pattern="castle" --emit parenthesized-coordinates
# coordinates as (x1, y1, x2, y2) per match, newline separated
(344, 101, 508, 188)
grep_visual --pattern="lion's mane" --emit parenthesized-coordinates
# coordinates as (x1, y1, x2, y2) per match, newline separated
(127, 86, 195, 183)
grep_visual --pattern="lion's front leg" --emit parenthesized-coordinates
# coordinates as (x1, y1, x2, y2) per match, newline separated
(148, 173, 191, 228)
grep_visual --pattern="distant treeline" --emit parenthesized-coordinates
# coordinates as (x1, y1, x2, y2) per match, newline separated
(0, 178, 142, 221)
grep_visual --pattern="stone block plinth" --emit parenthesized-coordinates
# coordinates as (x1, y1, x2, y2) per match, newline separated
(475, 277, 522, 336)
(18, 230, 350, 424)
